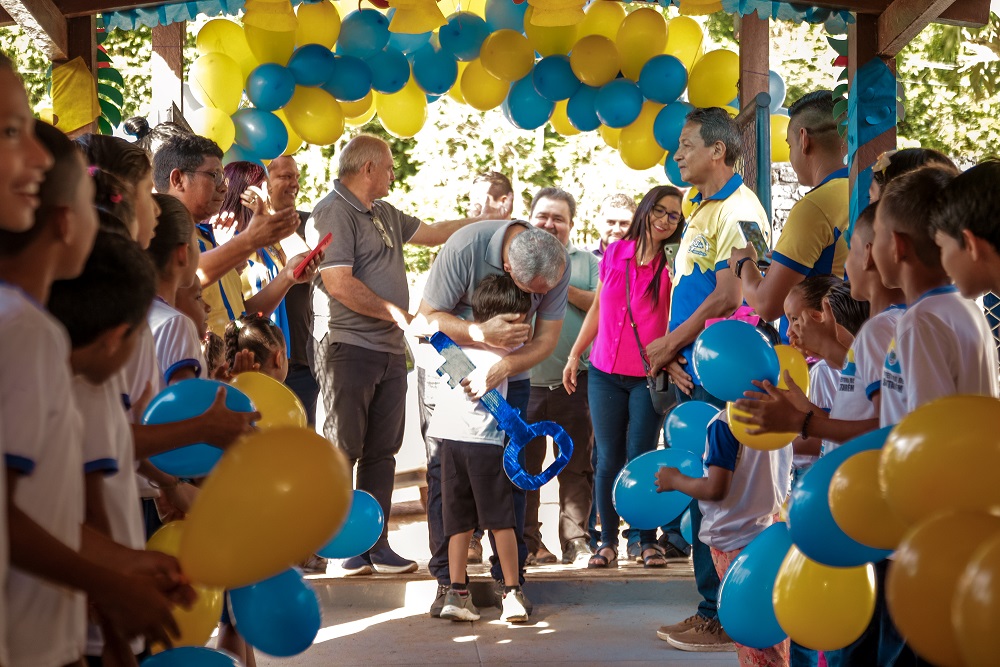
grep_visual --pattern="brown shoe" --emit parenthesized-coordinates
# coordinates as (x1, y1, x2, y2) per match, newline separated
(468, 536, 483, 564)
(533, 545, 558, 565)
(656, 614, 704, 641)
(665, 617, 737, 652)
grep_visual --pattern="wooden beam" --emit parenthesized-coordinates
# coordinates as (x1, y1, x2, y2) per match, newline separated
(878, 0, 956, 57)
(737, 9, 770, 107)
(0, 0, 68, 59)
(54, 0, 178, 18)
(151, 21, 185, 122)
(775, 0, 989, 27)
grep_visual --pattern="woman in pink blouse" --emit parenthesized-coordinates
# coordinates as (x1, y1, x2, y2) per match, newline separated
(563, 185, 685, 569)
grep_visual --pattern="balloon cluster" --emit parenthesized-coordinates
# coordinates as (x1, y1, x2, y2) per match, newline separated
(138, 376, 387, 663)
(184, 0, 790, 175)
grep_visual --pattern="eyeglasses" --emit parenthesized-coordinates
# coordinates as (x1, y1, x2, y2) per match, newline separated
(372, 214, 393, 249)
(187, 169, 228, 188)
(650, 205, 682, 224)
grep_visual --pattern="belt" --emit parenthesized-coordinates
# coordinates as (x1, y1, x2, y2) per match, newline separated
(534, 371, 586, 392)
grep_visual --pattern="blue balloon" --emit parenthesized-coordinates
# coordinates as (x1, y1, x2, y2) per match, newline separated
(613, 448, 702, 529)
(318, 490, 384, 558)
(532, 55, 581, 102)
(232, 108, 288, 160)
(144, 379, 255, 477)
(665, 401, 721, 455)
(595, 79, 643, 129)
(367, 48, 410, 94)
(222, 145, 265, 168)
(769, 70, 786, 112)
(412, 45, 458, 95)
(500, 96, 515, 126)
(245, 64, 295, 112)
(691, 320, 779, 403)
(322, 55, 373, 102)
(787, 427, 894, 567)
(653, 100, 693, 153)
(718, 522, 792, 649)
(337, 9, 390, 59)
(387, 10, 432, 54)
(566, 84, 600, 132)
(439, 12, 491, 61)
(141, 647, 241, 666)
(229, 569, 320, 657)
(506, 74, 554, 130)
(665, 157, 691, 188)
(638, 55, 687, 105)
(426, 93, 441, 103)
(286, 45, 335, 87)
(680, 509, 693, 544)
(485, 0, 527, 32)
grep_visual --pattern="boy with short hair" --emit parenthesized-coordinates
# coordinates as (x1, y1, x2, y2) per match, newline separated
(426, 273, 532, 624)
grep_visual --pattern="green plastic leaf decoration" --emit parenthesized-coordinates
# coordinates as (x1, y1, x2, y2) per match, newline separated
(97, 68, 124, 87)
(99, 97, 122, 126)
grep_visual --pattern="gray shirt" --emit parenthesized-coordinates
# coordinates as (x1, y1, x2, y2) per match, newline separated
(306, 179, 421, 354)
(422, 219, 571, 382)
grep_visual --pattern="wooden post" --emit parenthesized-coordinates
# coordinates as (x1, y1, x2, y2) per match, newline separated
(151, 21, 185, 124)
(738, 9, 770, 108)
(847, 13, 896, 198)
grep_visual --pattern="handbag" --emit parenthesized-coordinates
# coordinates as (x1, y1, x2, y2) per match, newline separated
(625, 258, 674, 416)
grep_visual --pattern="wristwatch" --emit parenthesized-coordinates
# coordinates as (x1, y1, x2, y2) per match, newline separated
(734, 257, 754, 279)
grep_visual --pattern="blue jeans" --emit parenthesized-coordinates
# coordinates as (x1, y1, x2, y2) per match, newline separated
(589, 367, 664, 550)
(675, 383, 724, 620)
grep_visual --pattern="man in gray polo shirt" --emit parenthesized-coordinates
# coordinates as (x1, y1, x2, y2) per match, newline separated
(307, 134, 494, 576)
(417, 221, 570, 617)
(524, 188, 599, 567)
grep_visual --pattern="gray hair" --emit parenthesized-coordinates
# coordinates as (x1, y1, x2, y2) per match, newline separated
(508, 226, 566, 289)
(686, 107, 743, 167)
(338, 134, 389, 178)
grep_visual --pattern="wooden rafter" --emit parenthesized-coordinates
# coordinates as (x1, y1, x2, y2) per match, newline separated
(878, 0, 956, 56)
(778, 0, 990, 27)
(0, 0, 67, 58)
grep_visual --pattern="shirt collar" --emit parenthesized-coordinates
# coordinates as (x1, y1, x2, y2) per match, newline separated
(333, 179, 371, 214)
(815, 167, 849, 189)
(914, 284, 958, 305)
(692, 173, 744, 204)
(486, 220, 529, 270)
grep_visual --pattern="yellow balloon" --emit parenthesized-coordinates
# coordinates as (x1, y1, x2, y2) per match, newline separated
(880, 395, 1000, 524)
(726, 402, 795, 451)
(578, 0, 625, 40)
(179, 427, 352, 589)
(524, 6, 579, 57)
(616, 7, 667, 81)
(440, 0, 487, 17)
(461, 59, 510, 111)
(244, 25, 296, 66)
(230, 371, 306, 430)
(679, 0, 723, 15)
(954, 534, 1000, 667)
(187, 107, 236, 153)
(549, 99, 579, 136)
(188, 53, 243, 116)
(569, 35, 619, 87)
(295, 0, 340, 48)
(774, 344, 810, 394)
(598, 124, 620, 149)
(147, 521, 184, 556)
(829, 449, 912, 550)
(340, 91, 374, 119)
(772, 115, 791, 162)
(687, 49, 739, 108)
(618, 101, 665, 171)
(346, 101, 377, 127)
(888, 511, 1000, 667)
(665, 16, 704, 71)
(375, 76, 428, 139)
(273, 109, 303, 155)
(480, 29, 534, 82)
(197, 19, 259, 79)
(448, 60, 470, 104)
(284, 86, 345, 145)
(682, 186, 698, 218)
(773, 546, 876, 651)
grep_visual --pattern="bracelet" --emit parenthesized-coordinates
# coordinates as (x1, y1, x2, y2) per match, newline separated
(734, 257, 753, 279)
(800, 410, 815, 439)
(567, 355, 579, 361)
(148, 477, 179, 490)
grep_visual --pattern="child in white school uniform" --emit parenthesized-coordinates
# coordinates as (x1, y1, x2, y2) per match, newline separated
(47, 231, 160, 665)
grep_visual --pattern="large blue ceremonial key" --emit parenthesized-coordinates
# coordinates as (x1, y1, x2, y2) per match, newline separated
(428, 332, 573, 491)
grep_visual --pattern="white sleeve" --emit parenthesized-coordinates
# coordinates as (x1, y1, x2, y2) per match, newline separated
(153, 315, 205, 384)
(857, 316, 895, 401)
(808, 363, 839, 411)
(0, 321, 51, 474)
(76, 381, 121, 475)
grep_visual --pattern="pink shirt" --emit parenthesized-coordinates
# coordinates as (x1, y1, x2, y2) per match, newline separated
(589, 239, 672, 377)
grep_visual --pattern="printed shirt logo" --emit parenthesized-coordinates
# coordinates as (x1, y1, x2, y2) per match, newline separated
(882, 338, 904, 393)
(839, 349, 857, 393)
(688, 234, 710, 258)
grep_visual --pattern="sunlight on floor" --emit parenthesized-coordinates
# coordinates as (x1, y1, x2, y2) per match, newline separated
(313, 608, 424, 643)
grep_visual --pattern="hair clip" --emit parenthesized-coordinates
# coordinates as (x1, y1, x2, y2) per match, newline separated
(87, 165, 100, 176)
(873, 150, 897, 174)
(109, 193, 123, 204)
(233, 318, 244, 330)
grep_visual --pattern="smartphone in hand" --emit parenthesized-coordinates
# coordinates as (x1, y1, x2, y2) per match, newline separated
(293, 232, 332, 279)
(737, 220, 771, 266)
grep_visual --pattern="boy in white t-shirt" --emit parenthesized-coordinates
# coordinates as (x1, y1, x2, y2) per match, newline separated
(427, 274, 532, 624)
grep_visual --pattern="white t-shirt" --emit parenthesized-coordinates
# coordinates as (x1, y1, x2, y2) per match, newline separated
(425, 346, 508, 445)
(698, 411, 793, 552)
(881, 286, 1000, 427)
(795, 360, 839, 470)
(148, 298, 205, 385)
(0, 285, 86, 666)
(120, 320, 163, 499)
(825, 307, 903, 453)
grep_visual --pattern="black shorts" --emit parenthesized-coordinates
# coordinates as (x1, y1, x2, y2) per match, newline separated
(441, 438, 516, 536)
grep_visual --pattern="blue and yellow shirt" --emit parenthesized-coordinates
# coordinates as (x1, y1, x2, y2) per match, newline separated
(197, 223, 247, 337)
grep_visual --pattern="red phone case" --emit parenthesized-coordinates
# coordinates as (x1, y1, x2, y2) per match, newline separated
(293, 232, 332, 279)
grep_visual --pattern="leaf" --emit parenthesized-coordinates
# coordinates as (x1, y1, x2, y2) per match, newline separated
(97, 68, 124, 87)
(99, 98, 122, 127)
(98, 116, 113, 135)
(98, 83, 124, 108)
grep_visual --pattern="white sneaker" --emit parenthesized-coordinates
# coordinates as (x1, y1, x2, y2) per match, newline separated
(501, 588, 529, 623)
(440, 589, 480, 622)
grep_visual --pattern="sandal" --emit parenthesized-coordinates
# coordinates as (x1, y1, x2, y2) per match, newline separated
(587, 545, 618, 569)
(641, 543, 668, 569)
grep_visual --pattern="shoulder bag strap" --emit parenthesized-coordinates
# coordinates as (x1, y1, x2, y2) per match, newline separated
(625, 258, 653, 376)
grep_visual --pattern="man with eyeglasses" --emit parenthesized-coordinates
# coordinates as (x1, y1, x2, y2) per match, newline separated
(306, 134, 499, 576)
(152, 134, 304, 336)
(729, 90, 850, 343)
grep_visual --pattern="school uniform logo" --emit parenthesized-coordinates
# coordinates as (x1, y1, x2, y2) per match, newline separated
(882, 339, 904, 393)
(839, 349, 857, 393)
(688, 234, 710, 258)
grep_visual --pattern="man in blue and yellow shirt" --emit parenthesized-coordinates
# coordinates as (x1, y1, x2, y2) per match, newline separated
(730, 91, 849, 337)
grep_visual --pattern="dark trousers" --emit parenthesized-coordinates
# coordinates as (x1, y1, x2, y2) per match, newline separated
(285, 363, 320, 426)
(524, 379, 594, 553)
(316, 340, 406, 547)
(421, 368, 529, 585)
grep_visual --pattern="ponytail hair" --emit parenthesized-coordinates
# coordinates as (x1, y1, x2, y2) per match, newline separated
(224, 313, 286, 370)
(146, 193, 194, 273)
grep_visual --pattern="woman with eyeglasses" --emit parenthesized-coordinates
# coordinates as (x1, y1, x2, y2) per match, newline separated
(563, 185, 685, 570)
